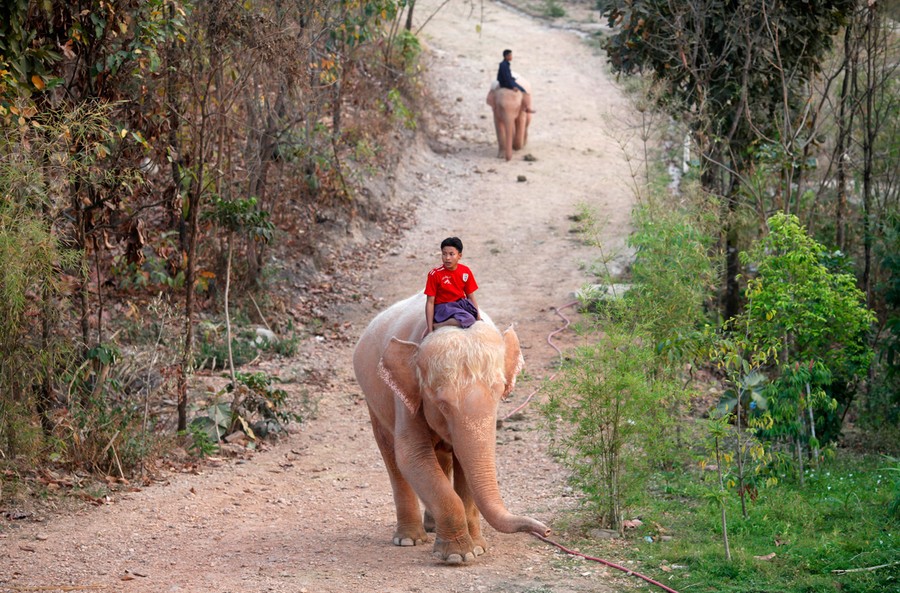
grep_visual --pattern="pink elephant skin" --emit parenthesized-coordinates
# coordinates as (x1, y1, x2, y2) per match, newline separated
(486, 76, 533, 161)
(353, 293, 550, 564)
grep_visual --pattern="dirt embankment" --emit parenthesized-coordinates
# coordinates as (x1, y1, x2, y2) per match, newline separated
(1, 1, 640, 592)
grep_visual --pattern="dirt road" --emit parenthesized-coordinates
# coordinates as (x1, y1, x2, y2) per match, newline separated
(1, 1, 637, 591)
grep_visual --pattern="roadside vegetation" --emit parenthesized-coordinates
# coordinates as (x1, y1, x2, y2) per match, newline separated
(0, 0, 423, 499)
(539, 1, 899, 591)
(2, 1, 898, 591)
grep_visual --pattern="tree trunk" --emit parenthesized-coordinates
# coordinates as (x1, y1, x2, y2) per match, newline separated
(405, 0, 416, 30)
(74, 193, 90, 358)
(715, 437, 732, 561)
(806, 383, 820, 468)
(834, 20, 855, 251)
(860, 4, 877, 308)
(177, 186, 200, 432)
(38, 272, 54, 435)
(225, 233, 236, 385)
(735, 389, 747, 518)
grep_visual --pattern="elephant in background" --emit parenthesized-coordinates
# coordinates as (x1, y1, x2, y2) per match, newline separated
(486, 75, 533, 161)
(353, 293, 549, 564)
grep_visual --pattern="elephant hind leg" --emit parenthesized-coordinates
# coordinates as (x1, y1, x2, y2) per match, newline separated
(512, 112, 528, 151)
(522, 92, 535, 114)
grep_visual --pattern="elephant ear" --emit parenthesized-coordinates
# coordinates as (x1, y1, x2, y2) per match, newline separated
(379, 337, 421, 414)
(501, 326, 524, 398)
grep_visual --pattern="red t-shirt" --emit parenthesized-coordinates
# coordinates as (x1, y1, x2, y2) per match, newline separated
(424, 264, 478, 305)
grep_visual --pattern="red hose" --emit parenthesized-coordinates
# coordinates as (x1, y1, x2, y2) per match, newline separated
(545, 300, 578, 358)
(530, 531, 682, 593)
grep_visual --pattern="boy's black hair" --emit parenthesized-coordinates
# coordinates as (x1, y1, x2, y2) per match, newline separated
(441, 237, 463, 253)
(502, 49, 512, 58)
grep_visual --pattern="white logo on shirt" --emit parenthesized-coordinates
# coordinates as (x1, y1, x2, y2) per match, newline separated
(462, 273, 469, 282)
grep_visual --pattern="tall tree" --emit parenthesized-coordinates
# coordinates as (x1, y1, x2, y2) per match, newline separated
(598, 0, 854, 317)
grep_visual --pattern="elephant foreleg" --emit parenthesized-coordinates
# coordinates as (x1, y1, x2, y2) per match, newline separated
(368, 411, 427, 546)
(491, 106, 505, 159)
(503, 120, 514, 161)
(395, 430, 476, 563)
(495, 118, 513, 161)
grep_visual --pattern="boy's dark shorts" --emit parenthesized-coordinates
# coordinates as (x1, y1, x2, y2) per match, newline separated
(434, 298, 479, 328)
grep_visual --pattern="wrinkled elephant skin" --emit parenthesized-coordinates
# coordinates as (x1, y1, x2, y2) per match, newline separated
(353, 293, 550, 564)
(486, 77, 532, 161)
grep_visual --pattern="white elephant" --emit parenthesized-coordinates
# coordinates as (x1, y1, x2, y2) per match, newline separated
(485, 75, 533, 161)
(353, 293, 549, 563)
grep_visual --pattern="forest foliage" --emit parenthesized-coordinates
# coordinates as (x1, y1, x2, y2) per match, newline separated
(540, 1, 898, 589)
(1, 0, 898, 588)
(0, 0, 422, 483)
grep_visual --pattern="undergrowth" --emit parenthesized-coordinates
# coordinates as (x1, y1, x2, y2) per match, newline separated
(595, 454, 899, 592)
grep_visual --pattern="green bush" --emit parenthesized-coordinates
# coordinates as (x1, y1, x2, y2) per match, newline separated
(735, 213, 875, 453)
(194, 322, 301, 370)
(0, 140, 80, 461)
(544, 1, 566, 18)
(627, 188, 719, 346)
(620, 454, 900, 593)
(543, 328, 680, 528)
(395, 29, 421, 71)
(547, 192, 718, 528)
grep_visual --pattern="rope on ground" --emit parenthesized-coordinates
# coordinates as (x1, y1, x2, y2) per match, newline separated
(502, 300, 578, 421)
(531, 531, 682, 593)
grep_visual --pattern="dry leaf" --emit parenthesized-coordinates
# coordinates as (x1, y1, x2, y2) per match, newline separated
(754, 552, 777, 561)
(61, 40, 77, 59)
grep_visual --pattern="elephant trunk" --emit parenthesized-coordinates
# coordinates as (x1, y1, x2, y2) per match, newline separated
(455, 428, 550, 537)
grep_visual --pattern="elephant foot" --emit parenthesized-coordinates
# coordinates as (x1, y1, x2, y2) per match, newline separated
(393, 525, 428, 547)
(471, 534, 488, 555)
(423, 510, 436, 533)
(432, 534, 485, 564)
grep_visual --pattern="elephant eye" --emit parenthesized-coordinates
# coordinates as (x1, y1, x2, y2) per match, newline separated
(433, 389, 457, 412)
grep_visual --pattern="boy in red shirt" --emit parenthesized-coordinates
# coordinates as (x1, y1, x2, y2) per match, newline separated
(424, 237, 481, 336)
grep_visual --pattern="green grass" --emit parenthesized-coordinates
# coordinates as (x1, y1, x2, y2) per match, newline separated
(568, 454, 899, 592)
